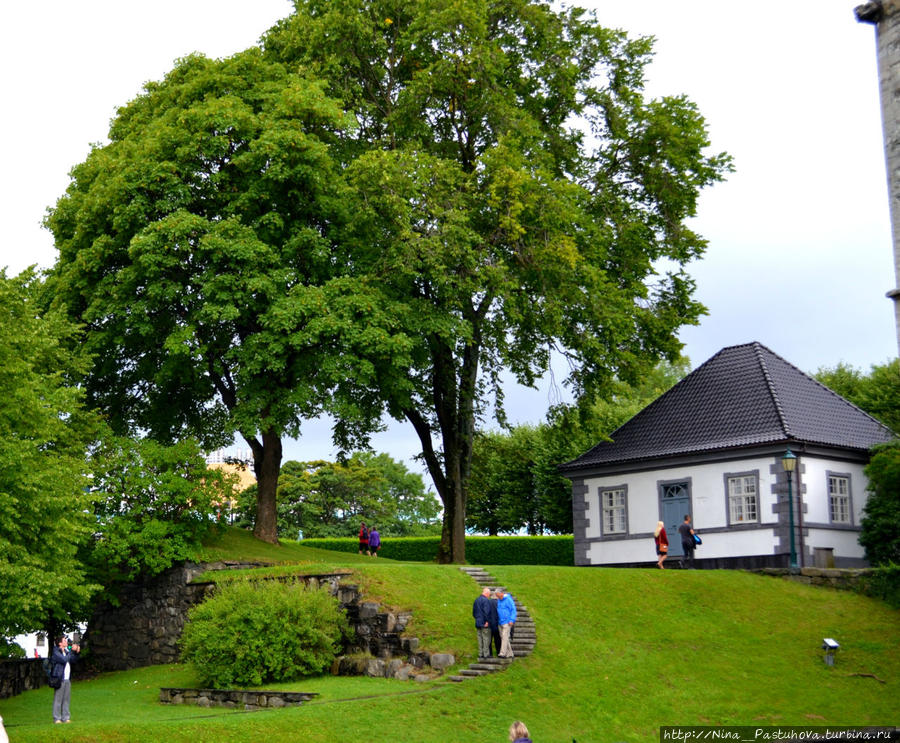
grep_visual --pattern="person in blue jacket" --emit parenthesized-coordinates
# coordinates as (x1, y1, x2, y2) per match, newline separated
(496, 589, 517, 658)
(49, 635, 80, 724)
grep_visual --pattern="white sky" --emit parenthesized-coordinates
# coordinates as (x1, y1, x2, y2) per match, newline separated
(1, 1, 896, 472)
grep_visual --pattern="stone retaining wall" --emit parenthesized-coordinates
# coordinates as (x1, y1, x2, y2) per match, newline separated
(84, 562, 453, 682)
(159, 687, 318, 709)
(0, 659, 47, 700)
(84, 561, 279, 672)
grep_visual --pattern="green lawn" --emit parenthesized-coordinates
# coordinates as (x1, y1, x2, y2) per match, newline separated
(2, 532, 897, 742)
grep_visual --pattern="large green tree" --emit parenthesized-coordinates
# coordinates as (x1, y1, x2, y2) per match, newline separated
(0, 271, 98, 637)
(46, 50, 403, 544)
(264, 0, 729, 562)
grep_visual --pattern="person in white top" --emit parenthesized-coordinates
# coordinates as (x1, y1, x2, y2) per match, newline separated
(49, 636, 80, 724)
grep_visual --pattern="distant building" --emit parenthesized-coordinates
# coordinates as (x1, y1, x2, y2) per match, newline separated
(561, 342, 894, 568)
(206, 448, 256, 491)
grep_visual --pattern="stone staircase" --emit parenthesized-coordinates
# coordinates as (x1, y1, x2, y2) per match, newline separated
(448, 567, 537, 682)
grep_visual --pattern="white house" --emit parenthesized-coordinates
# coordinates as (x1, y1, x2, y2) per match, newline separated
(560, 342, 895, 568)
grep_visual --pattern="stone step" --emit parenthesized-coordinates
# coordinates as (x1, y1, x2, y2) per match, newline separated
(448, 675, 466, 682)
(459, 668, 489, 677)
(470, 663, 505, 672)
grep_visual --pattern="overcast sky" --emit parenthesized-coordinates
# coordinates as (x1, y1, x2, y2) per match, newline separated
(1, 1, 895, 471)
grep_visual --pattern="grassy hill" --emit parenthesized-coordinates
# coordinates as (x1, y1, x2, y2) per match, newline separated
(1, 529, 897, 742)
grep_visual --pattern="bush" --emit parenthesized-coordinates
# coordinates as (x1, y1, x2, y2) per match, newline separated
(858, 564, 900, 608)
(859, 440, 900, 566)
(180, 580, 348, 688)
(299, 535, 575, 565)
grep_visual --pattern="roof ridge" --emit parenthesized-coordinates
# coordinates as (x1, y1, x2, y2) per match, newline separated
(754, 342, 895, 438)
(752, 342, 792, 439)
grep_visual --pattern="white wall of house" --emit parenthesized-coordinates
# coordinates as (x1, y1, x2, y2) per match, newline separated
(801, 458, 868, 526)
(577, 453, 870, 565)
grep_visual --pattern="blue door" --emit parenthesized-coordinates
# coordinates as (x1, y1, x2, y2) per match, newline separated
(661, 482, 690, 557)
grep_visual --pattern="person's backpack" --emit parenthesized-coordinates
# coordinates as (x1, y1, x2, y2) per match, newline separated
(42, 657, 60, 689)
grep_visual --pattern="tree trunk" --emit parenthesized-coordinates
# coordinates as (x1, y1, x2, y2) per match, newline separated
(437, 462, 467, 564)
(245, 428, 283, 544)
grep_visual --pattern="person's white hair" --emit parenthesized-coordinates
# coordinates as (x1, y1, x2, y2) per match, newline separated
(509, 720, 530, 741)
(654, 520, 664, 537)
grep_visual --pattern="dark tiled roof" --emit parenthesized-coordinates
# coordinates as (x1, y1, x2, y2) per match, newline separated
(562, 342, 894, 471)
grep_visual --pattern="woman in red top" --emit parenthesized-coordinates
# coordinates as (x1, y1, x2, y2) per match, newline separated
(358, 522, 369, 555)
(654, 521, 669, 569)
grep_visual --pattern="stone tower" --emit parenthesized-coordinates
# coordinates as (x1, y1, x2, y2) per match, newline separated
(856, 0, 900, 354)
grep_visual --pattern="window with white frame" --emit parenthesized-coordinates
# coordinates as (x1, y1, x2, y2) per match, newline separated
(828, 475, 851, 524)
(727, 473, 759, 524)
(600, 487, 627, 535)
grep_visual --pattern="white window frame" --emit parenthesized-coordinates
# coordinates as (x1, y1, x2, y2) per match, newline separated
(725, 471, 759, 525)
(600, 486, 628, 535)
(827, 473, 852, 525)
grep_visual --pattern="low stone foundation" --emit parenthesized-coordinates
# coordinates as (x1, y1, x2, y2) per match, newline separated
(752, 566, 872, 591)
(159, 687, 318, 710)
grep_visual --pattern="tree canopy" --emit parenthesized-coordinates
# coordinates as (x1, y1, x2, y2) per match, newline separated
(0, 271, 98, 637)
(49, 1, 729, 561)
(46, 50, 407, 544)
(263, 0, 729, 561)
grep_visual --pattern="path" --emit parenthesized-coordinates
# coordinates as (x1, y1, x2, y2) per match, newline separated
(448, 567, 537, 683)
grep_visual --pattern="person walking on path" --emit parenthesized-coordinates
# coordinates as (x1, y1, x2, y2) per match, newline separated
(358, 522, 369, 555)
(49, 635, 80, 724)
(472, 587, 493, 659)
(654, 520, 669, 569)
(678, 514, 696, 569)
(497, 589, 517, 658)
(509, 720, 533, 742)
(367, 526, 381, 556)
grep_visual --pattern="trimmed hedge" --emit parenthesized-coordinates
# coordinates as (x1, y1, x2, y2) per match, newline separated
(299, 535, 574, 566)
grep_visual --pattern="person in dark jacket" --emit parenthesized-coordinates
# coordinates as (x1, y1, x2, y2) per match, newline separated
(678, 514, 696, 569)
(472, 587, 493, 659)
(50, 635, 80, 724)
(488, 590, 501, 657)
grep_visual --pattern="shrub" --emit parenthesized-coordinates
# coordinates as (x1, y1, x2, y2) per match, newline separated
(860, 441, 900, 566)
(858, 563, 900, 608)
(180, 580, 348, 688)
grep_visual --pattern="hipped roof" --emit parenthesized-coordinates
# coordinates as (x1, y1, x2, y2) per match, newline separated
(562, 342, 894, 472)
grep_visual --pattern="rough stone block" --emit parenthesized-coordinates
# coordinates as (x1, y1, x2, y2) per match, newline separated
(429, 653, 455, 671)
(359, 601, 379, 619)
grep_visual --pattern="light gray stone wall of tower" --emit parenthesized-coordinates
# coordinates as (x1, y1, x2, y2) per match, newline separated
(858, 0, 900, 353)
